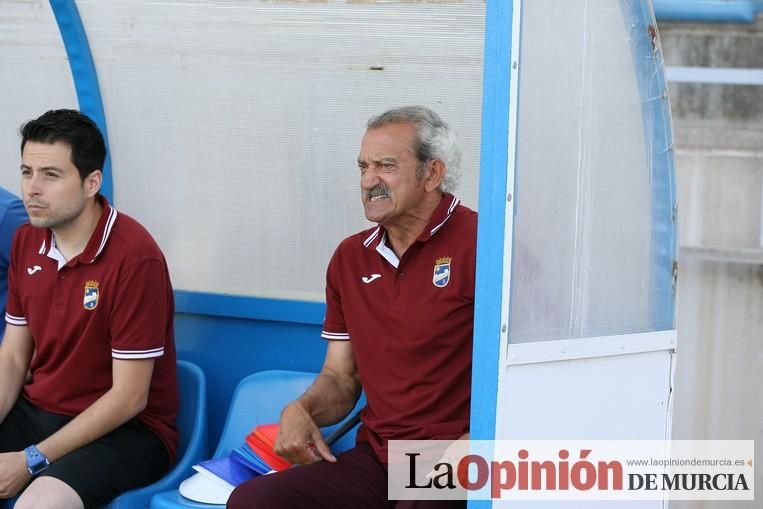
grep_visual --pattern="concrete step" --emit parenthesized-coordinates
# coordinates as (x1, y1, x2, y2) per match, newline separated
(657, 19, 763, 125)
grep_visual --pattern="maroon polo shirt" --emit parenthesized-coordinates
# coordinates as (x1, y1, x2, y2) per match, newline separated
(322, 193, 476, 462)
(6, 197, 179, 462)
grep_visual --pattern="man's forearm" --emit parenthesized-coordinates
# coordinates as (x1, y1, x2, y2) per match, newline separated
(297, 367, 361, 427)
(35, 358, 155, 463)
(0, 352, 30, 422)
(35, 384, 146, 463)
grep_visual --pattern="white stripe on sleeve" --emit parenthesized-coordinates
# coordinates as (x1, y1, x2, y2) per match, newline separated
(111, 346, 164, 359)
(5, 313, 27, 326)
(321, 331, 350, 341)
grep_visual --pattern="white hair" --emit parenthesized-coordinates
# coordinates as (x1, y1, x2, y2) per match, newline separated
(367, 106, 462, 193)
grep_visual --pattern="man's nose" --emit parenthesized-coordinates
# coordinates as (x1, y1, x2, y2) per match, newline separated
(361, 168, 380, 188)
(25, 173, 42, 195)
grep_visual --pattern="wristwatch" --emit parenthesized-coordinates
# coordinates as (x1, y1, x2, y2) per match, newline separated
(24, 445, 49, 475)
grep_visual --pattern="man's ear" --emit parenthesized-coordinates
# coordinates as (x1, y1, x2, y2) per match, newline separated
(424, 159, 446, 193)
(84, 170, 103, 198)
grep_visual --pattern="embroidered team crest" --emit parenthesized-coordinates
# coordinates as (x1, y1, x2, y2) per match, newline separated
(433, 257, 451, 288)
(83, 280, 99, 310)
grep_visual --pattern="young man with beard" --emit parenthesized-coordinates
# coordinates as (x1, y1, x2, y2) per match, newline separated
(0, 110, 178, 509)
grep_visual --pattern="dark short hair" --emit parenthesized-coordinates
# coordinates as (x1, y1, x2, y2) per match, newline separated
(20, 109, 106, 180)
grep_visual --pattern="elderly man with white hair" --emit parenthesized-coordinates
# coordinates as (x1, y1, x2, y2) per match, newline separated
(229, 106, 475, 509)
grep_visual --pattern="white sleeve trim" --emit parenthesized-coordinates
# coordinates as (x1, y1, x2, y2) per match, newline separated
(321, 331, 350, 341)
(112, 346, 164, 359)
(5, 313, 27, 326)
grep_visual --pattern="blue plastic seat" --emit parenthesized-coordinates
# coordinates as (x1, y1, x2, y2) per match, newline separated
(105, 360, 209, 509)
(150, 370, 364, 509)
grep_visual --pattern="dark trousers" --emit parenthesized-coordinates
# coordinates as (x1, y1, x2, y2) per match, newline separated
(227, 442, 465, 509)
(0, 397, 168, 509)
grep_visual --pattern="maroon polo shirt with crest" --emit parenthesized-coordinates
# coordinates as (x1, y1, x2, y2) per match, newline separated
(5, 197, 179, 462)
(322, 193, 476, 462)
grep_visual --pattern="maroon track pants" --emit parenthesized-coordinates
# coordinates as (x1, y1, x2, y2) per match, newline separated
(227, 442, 465, 509)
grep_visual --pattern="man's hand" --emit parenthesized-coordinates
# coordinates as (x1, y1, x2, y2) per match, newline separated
(274, 400, 336, 465)
(273, 341, 359, 466)
(0, 451, 30, 499)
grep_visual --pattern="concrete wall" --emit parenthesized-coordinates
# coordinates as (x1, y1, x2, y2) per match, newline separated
(659, 18, 763, 509)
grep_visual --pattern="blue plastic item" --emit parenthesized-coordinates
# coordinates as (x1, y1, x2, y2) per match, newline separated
(150, 370, 364, 509)
(105, 360, 209, 509)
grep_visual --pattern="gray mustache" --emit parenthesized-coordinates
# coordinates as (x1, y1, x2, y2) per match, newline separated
(366, 184, 390, 200)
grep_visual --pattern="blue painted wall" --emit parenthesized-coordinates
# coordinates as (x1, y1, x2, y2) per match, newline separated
(174, 313, 327, 446)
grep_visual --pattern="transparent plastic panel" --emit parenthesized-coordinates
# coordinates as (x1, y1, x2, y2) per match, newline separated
(509, 0, 673, 343)
(76, 0, 485, 301)
(0, 2, 78, 193)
